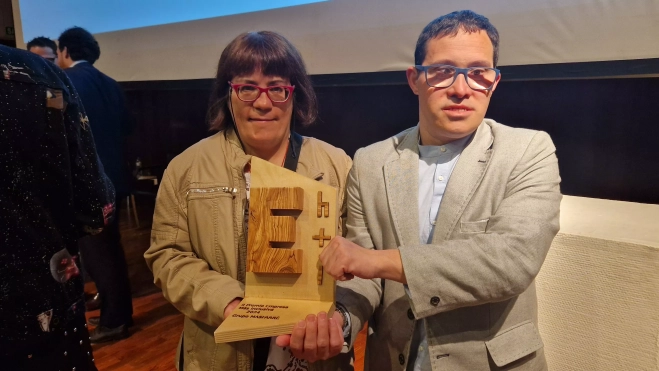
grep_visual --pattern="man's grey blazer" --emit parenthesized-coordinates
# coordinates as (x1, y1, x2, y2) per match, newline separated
(337, 119, 562, 370)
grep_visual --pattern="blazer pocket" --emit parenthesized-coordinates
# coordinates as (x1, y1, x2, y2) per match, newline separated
(460, 219, 489, 233)
(485, 320, 543, 368)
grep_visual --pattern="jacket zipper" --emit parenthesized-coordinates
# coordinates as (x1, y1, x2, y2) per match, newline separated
(187, 187, 238, 196)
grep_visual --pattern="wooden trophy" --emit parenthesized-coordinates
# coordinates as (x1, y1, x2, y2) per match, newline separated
(214, 157, 337, 343)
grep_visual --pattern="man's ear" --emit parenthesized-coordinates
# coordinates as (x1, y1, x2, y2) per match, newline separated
(406, 66, 420, 95)
(488, 72, 502, 95)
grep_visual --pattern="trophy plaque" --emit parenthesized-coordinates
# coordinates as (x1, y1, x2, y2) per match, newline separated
(214, 157, 337, 343)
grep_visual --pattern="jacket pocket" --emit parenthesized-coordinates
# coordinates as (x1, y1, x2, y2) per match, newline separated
(485, 320, 543, 367)
(187, 186, 238, 276)
(460, 219, 489, 233)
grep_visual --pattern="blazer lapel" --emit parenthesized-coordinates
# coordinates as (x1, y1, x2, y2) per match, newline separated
(384, 126, 421, 248)
(432, 122, 494, 244)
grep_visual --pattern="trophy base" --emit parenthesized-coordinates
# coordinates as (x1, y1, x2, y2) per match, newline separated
(214, 297, 335, 343)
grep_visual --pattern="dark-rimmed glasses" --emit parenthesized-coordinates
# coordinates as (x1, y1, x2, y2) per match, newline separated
(415, 64, 500, 91)
(229, 82, 295, 103)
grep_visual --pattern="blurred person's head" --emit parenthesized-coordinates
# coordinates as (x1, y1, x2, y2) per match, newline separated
(57, 27, 100, 69)
(207, 31, 317, 159)
(26, 36, 57, 63)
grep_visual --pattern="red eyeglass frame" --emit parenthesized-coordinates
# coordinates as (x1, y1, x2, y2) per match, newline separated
(228, 82, 296, 103)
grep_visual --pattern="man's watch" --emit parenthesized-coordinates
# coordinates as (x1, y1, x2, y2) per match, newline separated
(335, 303, 351, 343)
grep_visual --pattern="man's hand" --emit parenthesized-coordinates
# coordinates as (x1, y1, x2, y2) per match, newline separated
(319, 236, 378, 281)
(275, 311, 344, 363)
(320, 236, 407, 283)
(223, 298, 242, 319)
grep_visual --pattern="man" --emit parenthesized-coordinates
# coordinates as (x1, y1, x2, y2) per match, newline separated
(285, 10, 562, 370)
(0, 45, 114, 370)
(26, 36, 58, 63)
(57, 26, 134, 343)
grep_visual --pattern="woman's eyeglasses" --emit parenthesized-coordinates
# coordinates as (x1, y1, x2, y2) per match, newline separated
(228, 82, 295, 103)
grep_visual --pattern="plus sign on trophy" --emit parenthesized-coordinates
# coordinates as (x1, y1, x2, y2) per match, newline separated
(214, 157, 337, 343)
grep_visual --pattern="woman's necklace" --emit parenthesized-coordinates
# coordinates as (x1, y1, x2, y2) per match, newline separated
(281, 139, 290, 168)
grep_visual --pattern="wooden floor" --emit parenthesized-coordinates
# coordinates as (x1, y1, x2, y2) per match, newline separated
(87, 292, 182, 370)
(88, 195, 366, 370)
(86, 195, 182, 370)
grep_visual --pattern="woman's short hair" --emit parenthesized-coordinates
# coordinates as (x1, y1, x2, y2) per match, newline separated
(208, 31, 318, 131)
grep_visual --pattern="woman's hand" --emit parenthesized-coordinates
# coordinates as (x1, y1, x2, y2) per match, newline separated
(275, 311, 344, 363)
(223, 298, 243, 319)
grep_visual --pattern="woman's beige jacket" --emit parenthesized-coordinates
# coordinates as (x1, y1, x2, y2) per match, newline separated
(145, 129, 352, 371)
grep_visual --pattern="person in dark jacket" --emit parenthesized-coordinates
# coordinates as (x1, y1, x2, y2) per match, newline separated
(0, 45, 114, 370)
(57, 26, 134, 342)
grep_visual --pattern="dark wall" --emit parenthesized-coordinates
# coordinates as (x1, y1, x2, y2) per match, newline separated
(123, 86, 211, 175)
(122, 72, 659, 205)
(488, 78, 659, 204)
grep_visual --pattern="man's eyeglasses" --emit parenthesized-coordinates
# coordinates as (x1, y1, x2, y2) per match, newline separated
(415, 64, 500, 91)
(229, 82, 295, 103)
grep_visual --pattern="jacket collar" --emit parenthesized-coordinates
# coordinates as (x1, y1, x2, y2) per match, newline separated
(70, 60, 89, 68)
(223, 127, 324, 180)
(383, 122, 494, 247)
(224, 127, 251, 173)
(431, 121, 493, 243)
(383, 126, 421, 248)
(296, 138, 324, 181)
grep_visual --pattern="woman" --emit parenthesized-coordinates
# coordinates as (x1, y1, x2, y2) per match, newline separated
(144, 31, 352, 371)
